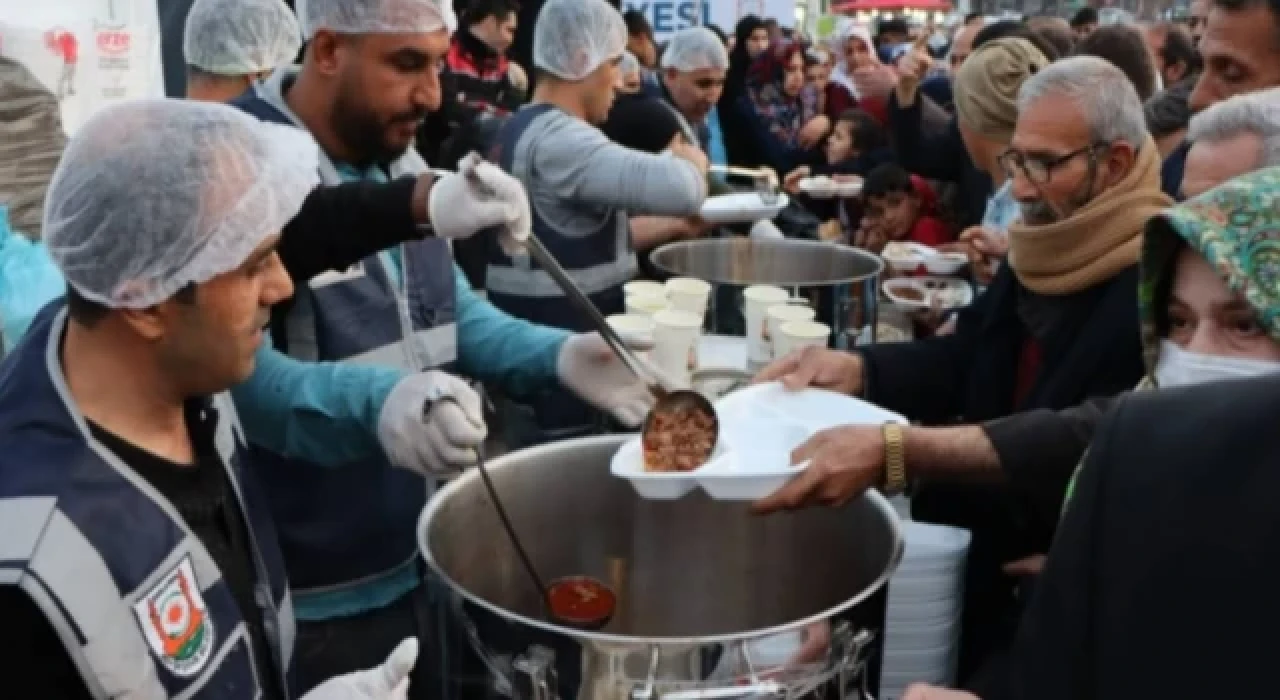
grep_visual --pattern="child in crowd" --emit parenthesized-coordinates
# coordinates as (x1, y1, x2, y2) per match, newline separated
(782, 109, 895, 241)
(783, 108, 891, 184)
(855, 163, 951, 253)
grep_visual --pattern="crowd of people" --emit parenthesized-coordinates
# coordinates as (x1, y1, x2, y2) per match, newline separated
(2, 0, 1280, 697)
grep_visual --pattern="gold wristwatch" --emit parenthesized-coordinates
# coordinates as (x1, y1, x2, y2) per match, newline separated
(881, 423, 907, 495)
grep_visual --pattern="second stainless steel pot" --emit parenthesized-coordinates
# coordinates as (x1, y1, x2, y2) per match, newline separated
(648, 239, 884, 349)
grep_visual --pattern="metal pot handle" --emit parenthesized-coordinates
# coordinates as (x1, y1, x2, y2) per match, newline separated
(658, 682, 786, 699)
(513, 645, 559, 700)
(630, 623, 877, 700)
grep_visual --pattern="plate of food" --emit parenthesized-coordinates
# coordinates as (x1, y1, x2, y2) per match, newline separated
(700, 192, 790, 224)
(881, 241, 936, 273)
(610, 383, 906, 501)
(883, 277, 974, 311)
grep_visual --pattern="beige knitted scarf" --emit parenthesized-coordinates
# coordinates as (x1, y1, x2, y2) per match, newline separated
(1008, 136, 1173, 295)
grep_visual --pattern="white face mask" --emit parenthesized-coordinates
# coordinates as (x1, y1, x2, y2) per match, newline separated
(1153, 339, 1280, 388)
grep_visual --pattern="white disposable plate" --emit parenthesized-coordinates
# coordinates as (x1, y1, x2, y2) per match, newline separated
(923, 251, 968, 276)
(883, 277, 974, 311)
(716, 382, 907, 432)
(700, 192, 790, 224)
(881, 241, 936, 273)
(611, 383, 907, 501)
(797, 177, 837, 198)
(609, 407, 810, 501)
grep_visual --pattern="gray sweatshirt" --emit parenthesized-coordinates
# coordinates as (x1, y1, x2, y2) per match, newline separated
(511, 107, 707, 239)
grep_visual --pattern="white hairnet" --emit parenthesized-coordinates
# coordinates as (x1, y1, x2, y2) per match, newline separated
(533, 0, 627, 82)
(661, 27, 728, 72)
(297, 0, 456, 39)
(619, 50, 640, 77)
(44, 99, 320, 309)
(183, 0, 302, 76)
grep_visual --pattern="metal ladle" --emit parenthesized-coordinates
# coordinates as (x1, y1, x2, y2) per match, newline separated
(519, 234, 719, 464)
(458, 388, 616, 630)
(458, 163, 719, 462)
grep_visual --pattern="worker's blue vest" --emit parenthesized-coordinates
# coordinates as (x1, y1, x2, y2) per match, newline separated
(484, 103, 635, 331)
(232, 70, 457, 593)
(0, 302, 294, 699)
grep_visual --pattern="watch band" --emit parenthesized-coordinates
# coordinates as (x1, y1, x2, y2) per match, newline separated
(881, 422, 907, 495)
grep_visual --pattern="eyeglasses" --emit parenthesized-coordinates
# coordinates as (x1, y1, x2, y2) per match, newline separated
(997, 143, 1109, 185)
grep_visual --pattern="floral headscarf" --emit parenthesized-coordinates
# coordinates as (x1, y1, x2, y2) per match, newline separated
(745, 41, 807, 149)
(1137, 166, 1280, 374)
(1063, 167, 1280, 515)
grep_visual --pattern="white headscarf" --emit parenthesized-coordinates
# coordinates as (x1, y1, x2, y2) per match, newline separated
(827, 20, 878, 99)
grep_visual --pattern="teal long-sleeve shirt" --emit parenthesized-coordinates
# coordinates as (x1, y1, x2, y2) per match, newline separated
(0, 217, 570, 619)
(234, 262, 569, 464)
(232, 261, 569, 620)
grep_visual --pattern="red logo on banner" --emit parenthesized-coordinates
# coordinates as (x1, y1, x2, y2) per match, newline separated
(97, 30, 131, 56)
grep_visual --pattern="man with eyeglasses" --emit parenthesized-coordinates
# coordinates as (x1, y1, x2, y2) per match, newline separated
(752, 56, 1172, 694)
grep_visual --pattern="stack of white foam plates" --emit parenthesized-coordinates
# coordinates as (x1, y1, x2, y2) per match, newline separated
(878, 520, 972, 699)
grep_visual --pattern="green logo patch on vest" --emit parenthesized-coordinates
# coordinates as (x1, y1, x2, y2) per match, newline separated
(132, 555, 216, 678)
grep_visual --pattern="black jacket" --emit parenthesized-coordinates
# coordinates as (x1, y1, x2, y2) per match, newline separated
(861, 263, 1145, 428)
(867, 262, 1147, 683)
(1011, 374, 1280, 699)
(887, 93, 993, 231)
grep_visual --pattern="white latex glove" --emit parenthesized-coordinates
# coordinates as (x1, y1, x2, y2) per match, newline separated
(428, 152, 531, 252)
(377, 371, 487, 475)
(302, 638, 418, 700)
(556, 333, 666, 428)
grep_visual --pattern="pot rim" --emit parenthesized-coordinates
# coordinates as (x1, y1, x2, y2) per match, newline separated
(417, 434, 905, 645)
(650, 239, 886, 288)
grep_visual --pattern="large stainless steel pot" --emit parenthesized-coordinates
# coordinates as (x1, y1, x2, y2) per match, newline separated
(649, 239, 883, 349)
(419, 435, 904, 699)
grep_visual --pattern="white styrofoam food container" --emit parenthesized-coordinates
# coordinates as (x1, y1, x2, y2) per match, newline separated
(610, 382, 906, 500)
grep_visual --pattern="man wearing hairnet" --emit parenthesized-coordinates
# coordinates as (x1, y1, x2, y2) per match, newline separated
(641, 26, 730, 167)
(0, 98, 417, 700)
(229, 0, 664, 694)
(483, 0, 708, 441)
(184, 0, 303, 102)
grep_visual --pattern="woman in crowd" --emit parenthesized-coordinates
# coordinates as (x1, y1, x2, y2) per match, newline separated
(828, 22, 888, 123)
(733, 41, 830, 174)
(719, 15, 772, 164)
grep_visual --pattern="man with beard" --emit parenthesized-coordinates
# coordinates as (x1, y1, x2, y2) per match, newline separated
(1162, 0, 1280, 195)
(231, 0, 662, 696)
(754, 56, 1172, 686)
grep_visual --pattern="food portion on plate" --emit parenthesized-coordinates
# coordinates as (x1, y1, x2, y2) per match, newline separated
(642, 402, 718, 472)
(883, 277, 974, 310)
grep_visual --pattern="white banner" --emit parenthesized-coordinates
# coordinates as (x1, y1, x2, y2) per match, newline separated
(0, 0, 165, 135)
(622, 0, 796, 41)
